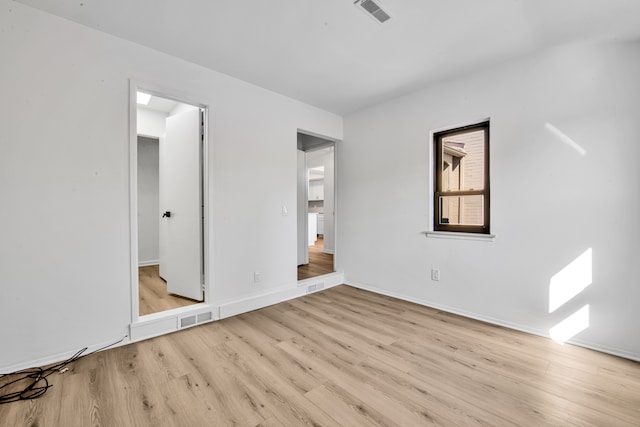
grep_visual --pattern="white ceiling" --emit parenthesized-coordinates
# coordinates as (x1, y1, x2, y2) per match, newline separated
(16, 0, 640, 114)
(139, 94, 179, 114)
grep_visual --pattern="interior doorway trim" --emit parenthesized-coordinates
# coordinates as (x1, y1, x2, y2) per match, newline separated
(297, 129, 340, 283)
(128, 79, 211, 326)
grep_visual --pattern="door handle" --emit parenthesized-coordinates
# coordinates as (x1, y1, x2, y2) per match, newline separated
(162, 211, 171, 218)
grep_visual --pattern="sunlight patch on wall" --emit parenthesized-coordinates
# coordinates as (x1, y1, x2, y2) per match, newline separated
(549, 248, 592, 313)
(545, 123, 586, 156)
(549, 305, 590, 344)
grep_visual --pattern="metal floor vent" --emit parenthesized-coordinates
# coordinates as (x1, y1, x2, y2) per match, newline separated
(307, 282, 325, 294)
(178, 310, 214, 329)
(355, 0, 391, 23)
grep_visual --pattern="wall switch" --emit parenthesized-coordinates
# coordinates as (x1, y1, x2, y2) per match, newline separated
(254, 271, 261, 283)
(282, 205, 288, 216)
(431, 269, 440, 281)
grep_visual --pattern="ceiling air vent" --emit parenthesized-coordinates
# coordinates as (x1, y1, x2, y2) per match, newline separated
(355, 0, 391, 24)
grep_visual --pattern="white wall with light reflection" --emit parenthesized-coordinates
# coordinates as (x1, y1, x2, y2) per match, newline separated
(550, 305, 590, 344)
(549, 248, 592, 313)
(548, 248, 592, 343)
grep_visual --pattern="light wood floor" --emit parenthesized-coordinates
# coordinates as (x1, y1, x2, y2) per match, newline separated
(298, 237, 334, 280)
(2, 285, 639, 426)
(139, 265, 200, 316)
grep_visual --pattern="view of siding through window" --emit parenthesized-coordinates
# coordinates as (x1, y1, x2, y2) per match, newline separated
(440, 130, 484, 225)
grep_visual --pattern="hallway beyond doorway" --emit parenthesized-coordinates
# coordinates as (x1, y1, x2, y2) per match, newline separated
(298, 237, 334, 280)
(139, 265, 200, 316)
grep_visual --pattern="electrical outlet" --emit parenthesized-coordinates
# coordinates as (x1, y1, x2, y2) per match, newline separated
(431, 269, 440, 281)
(254, 271, 261, 283)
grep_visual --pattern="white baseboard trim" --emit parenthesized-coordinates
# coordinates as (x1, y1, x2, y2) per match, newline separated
(323, 249, 334, 255)
(1, 304, 219, 372)
(296, 271, 343, 287)
(0, 274, 345, 374)
(138, 259, 159, 267)
(1, 334, 132, 374)
(345, 280, 640, 362)
(129, 304, 218, 342)
(220, 272, 344, 319)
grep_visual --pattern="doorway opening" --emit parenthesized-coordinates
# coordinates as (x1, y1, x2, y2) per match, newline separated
(134, 89, 207, 317)
(297, 133, 335, 281)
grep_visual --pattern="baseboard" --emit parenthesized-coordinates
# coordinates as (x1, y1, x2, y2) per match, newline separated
(1, 303, 216, 373)
(0, 334, 132, 374)
(297, 271, 342, 287)
(6, 273, 634, 374)
(220, 272, 344, 319)
(138, 259, 159, 267)
(345, 280, 640, 362)
(323, 249, 334, 255)
(129, 305, 218, 342)
(0, 274, 345, 374)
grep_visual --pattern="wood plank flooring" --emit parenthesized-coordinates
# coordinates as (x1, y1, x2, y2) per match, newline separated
(2, 285, 639, 426)
(139, 265, 200, 316)
(298, 237, 334, 280)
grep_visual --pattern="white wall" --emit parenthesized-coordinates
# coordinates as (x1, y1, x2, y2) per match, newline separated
(136, 108, 165, 268)
(137, 137, 160, 265)
(340, 41, 640, 360)
(0, 1, 341, 370)
(137, 108, 167, 138)
(169, 102, 198, 117)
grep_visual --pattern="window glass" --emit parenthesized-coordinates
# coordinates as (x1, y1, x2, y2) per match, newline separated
(434, 122, 489, 234)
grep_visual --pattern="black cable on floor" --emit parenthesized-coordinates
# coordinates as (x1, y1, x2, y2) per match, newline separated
(0, 335, 127, 404)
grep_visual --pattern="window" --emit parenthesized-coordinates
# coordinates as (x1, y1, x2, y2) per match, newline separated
(434, 121, 490, 234)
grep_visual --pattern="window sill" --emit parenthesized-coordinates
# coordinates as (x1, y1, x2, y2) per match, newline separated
(422, 231, 496, 242)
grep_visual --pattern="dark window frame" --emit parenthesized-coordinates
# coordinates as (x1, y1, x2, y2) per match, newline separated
(434, 121, 490, 234)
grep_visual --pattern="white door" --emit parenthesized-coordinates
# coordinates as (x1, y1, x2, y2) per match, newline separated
(159, 108, 203, 301)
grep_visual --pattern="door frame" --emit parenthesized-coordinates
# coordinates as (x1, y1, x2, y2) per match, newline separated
(296, 130, 339, 281)
(297, 149, 310, 266)
(128, 79, 210, 324)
